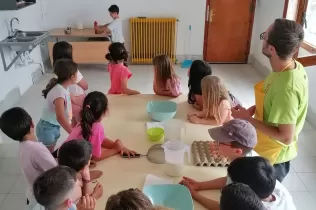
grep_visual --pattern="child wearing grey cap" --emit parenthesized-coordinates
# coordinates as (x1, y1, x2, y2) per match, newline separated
(180, 119, 258, 210)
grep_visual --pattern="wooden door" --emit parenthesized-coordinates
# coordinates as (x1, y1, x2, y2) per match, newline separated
(203, 0, 256, 63)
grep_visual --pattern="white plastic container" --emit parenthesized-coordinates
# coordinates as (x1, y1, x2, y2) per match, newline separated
(162, 140, 190, 177)
(164, 119, 186, 142)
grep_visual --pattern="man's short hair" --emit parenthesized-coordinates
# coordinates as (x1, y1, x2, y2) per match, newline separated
(227, 156, 276, 199)
(58, 139, 92, 172)
(108, 5, 119, 14)
(220, 183, 265, 210)
(33, 166, 77, 210)
(0, 107, 32, 142)
(268, 18, 304, 59)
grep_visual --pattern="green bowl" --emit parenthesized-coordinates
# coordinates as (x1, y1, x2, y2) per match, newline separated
(147, 127, 164, 142)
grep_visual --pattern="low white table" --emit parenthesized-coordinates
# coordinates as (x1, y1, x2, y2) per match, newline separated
(95, 94, 226, 210)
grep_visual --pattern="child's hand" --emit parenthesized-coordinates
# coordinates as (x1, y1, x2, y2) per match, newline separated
(90, 170, 103, 180)
(77, 195, 96, 210)
(91, 183, 103, 200)
(180, 179, 198, 198)
(120, 147, 137, 158)
(114, 140, 136, 158)
(188, 115, 201, 124)
(193, 103, 202, 111)
(179, 176, 201, 191)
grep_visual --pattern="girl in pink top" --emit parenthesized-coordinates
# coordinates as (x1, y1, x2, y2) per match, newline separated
(188, 75, 233, 126)
(66, 91, 136, 161)
(153, 54, 182, 97)
(106, 43, 140, 95)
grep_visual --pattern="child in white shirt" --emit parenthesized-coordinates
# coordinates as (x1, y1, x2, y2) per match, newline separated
(98, 4, 124, 43)
(227, 156, 296, 210)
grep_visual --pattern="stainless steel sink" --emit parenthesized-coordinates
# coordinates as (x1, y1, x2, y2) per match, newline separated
(7, 37, 36, 43)
(0, 30, 49, 51)
(15, 31, 45, 37)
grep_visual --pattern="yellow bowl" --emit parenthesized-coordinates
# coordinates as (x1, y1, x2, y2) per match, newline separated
(147, 127, 164, 142)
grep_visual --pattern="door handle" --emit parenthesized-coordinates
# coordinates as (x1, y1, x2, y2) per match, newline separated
(209, 9, 215, 22)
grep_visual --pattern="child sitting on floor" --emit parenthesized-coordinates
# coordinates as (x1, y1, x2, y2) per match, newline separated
(180, 119, 258, 210)
(36, 59, 78, 152)
(29, 166, 96, 210)
(152, 54, 182, 97)
(220, 183, 265, 210)
(227, 157, 296, 210)
(53, 41, 89, 127)
(65, 91, 136, 161)
(106, 188, 172, 210)
(106, 42, 140, 95)
(0, 107, 57, 205)
(58, 140, 103, 199)
(188, 60, 240, 110)
(188, 75, 233, 125)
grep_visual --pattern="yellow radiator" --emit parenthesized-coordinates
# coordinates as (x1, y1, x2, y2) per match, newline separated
(130, 17, 177, 64)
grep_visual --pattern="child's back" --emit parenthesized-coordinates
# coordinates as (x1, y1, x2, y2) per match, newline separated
(66, 122, 104, 158)
(153, 54, 182, 97)
(106, 43, 139, 95)
(108, 63, 132, 94)
(0, 107, 57, 201)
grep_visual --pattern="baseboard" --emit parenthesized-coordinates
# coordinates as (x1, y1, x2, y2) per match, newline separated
(176, 55, 203, 64)
(248, 54, 271, 77)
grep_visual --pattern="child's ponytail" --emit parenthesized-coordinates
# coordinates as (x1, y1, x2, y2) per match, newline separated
(42, 78, 58, 99)
(80, 91, 108, 140)
(80, 105, 96, 140)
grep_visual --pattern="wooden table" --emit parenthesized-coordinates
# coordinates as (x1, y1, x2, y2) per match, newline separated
(48, 28, 111, 64)
(93, 94, 226, 210)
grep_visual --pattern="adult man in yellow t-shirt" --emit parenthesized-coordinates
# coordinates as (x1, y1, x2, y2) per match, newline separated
(232, 19, 308, 182)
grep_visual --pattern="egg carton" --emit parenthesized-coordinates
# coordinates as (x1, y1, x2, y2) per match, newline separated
(191, 141, 230, 167)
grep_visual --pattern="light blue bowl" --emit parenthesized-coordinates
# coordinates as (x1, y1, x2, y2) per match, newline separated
(147, 101, 177, 122)
(143, 184, 194, 210)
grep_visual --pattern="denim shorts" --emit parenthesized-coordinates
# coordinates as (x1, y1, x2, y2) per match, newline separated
(36, 119, 60, 146)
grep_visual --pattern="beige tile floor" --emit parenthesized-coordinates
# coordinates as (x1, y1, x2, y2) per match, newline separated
(0, 64, 315, 210)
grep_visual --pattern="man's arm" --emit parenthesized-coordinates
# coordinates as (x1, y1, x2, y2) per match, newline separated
(247, 117, 295, 145)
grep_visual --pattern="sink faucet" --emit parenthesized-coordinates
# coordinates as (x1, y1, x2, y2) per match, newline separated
(10, 17, 19, 35)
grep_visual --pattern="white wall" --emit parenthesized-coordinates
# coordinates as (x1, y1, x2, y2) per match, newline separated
(0, 3, 44, 101)
(42, 0, 206, 57)
(250, 0, 285, 70)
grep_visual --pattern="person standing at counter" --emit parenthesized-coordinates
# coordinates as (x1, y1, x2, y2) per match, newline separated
(232, 19, 308, 182)
(98, 4, 124, 44)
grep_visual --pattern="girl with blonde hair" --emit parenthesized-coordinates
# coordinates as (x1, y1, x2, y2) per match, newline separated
(188, 75, 233, 125)
(153, 54, 182, 97)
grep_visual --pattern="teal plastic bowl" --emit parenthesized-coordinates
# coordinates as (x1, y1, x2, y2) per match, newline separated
(147, 101, 177, 122)
(143, 184, 194, 210)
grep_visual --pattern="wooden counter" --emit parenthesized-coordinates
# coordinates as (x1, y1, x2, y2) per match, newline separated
(48, 28, 111, 65)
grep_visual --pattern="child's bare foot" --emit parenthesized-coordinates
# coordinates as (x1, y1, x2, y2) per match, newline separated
(89, 160, 97, 168)
(90, 170, 103, 180)
(91, 183, 103, 200)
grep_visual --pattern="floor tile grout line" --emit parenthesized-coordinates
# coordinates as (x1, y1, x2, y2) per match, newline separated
(0, 193, 9, 207)
(296, 172, 311, 193)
